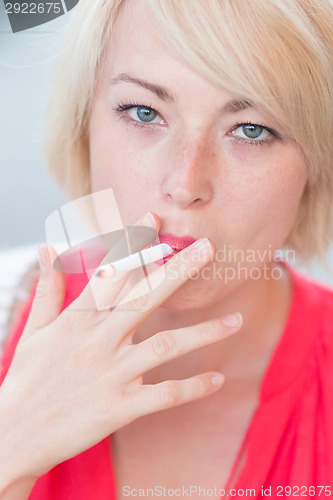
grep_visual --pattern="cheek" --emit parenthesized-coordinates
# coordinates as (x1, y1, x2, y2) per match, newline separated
(89, 107, 130, 190)
(258, 156, 307, 222)
(89, 107, 162, 223)
(222, 148, 307, 250)
(89, 101, 170, 193)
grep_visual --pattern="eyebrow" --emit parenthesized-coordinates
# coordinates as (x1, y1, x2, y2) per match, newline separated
(110, 73, 175, 102)
(222, 99, 253, 113)
(110, 72, 253, 113)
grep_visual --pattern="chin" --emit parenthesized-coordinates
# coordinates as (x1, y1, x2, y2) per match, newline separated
(160, 280, 219, 311)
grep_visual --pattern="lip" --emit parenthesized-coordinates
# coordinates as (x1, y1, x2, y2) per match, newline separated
(146, 234, 198, 266)
(150, 233, 197, 266)
(157, 233, 197, 253)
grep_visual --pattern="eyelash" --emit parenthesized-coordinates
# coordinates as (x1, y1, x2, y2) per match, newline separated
(113, 101, 159, 128)
(231, 121, 279, 146)
(112, 102, 280, 146)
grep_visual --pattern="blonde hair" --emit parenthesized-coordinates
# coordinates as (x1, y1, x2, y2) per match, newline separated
(44, 0, 333, 262)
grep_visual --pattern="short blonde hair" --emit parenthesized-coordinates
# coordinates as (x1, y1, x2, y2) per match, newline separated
(44, 0, 333, 262)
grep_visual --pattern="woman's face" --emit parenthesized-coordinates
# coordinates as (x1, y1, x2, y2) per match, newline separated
(89, 0, 308, 309)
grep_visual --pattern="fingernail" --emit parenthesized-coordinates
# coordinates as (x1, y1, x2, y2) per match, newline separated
(95, 265, 115, 278)
(211, 373, 224, 386)
(221, 312, 243, 328)
(141, 212, 155, 226)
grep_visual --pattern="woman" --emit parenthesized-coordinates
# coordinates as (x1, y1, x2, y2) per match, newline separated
(0, 0, 333, 498)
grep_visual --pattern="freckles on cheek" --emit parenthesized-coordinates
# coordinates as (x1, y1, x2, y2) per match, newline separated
(259, 168, 306, 245)
(224, 140, 274, 164)
(270, 155, 307, 203)
(224, 152, 307, 246)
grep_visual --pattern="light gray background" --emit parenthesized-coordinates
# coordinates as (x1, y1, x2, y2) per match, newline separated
(0, 3, 70, 249)
(0, 2, 332, 285)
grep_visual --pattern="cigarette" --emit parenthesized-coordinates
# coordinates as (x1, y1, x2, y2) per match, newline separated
(95, 243, 174, 277)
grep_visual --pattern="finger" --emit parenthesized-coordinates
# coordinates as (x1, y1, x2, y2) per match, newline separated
(68, 212, 160, 313)
(97, 211, 161, 270)
(125, 372, 225, 419)
(119, 313, 242, 382)
(20, 245, 66, 342)
(106, 237, 215, 338)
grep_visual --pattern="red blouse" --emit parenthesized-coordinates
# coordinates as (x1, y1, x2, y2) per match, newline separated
(1, 264, 333, 498)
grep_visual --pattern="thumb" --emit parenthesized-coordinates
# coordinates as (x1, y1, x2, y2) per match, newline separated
(20, 245, 66, 342)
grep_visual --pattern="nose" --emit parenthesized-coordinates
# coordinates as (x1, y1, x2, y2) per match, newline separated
(161, 133, 216, 208)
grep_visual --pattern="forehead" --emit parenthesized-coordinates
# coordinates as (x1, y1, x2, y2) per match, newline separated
(109, 0, 163, 66)
(99, 0, 290, 135)
(103, 0, 240, 106)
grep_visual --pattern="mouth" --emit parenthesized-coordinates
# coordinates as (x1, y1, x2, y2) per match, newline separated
(148, 233, 197, 264)
(158, 233, 197, 251)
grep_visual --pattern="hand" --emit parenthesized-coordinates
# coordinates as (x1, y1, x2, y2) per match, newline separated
(0, 212, 242, 485)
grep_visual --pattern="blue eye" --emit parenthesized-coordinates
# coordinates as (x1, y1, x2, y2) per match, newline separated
(233, 124, 271, 142)
(242, 125, 265, 139)
(114, 102, 165, 125)
(130, 106, 158, 123)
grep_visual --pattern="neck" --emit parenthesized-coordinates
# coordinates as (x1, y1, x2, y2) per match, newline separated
(133, 262, 292, 385)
